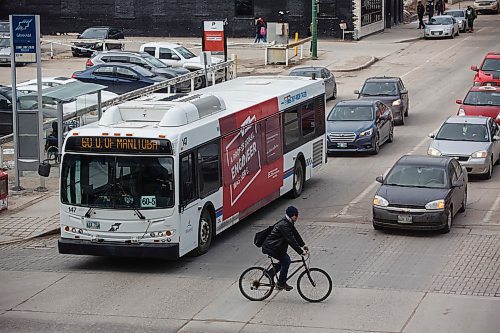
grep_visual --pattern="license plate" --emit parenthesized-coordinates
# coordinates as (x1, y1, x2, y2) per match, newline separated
(86, 221, 100, 230)
(337, 142, 347, 148)
(397, 215, 413, 224)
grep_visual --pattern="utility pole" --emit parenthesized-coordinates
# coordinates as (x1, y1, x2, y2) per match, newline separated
(311, 0, 318, 59)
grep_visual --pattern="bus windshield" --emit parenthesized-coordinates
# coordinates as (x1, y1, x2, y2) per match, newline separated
(61, 154, 174, 209)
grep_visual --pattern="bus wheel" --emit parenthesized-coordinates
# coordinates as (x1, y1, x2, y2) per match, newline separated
(289, 159, 304, 198)
(195, 209, 213, 255)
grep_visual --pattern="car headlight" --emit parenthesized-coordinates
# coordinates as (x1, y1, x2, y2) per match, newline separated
(471, 150, 488, 158)
(458, 109, 466, 116)
(425, 199, 445, 210)
(373, 195, 389, 207)
(428, 147, 441, 156)
(425, 28, 430, 33)
(392, 99, 401, 106)
(359, 128, 373, 137)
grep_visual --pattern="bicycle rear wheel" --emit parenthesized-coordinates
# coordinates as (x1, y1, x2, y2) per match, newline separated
(239, 266, 274, 301)
(297, 268, 332, 303)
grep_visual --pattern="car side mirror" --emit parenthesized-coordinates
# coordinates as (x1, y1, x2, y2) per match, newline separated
(455, 99, 463, 105)
(471, 65, 478, 71)
(376, 176, 384, 183)
(400, 89, 408, 94)
(171, 55, 180, 60)
(428, 132, 435, 138)
(452, 180, 464, 188)
(354, 89, 360, 95)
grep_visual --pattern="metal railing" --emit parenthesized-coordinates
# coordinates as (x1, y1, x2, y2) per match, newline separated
(264, 37, 312, 66)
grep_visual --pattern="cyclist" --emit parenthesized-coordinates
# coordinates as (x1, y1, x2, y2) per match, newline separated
(262, 206, 308, 291)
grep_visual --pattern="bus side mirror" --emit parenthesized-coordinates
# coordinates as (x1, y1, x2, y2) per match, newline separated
(38, 161, 51, 177)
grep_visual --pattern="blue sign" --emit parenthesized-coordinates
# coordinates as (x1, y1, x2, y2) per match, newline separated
(11, 15, 37, 63)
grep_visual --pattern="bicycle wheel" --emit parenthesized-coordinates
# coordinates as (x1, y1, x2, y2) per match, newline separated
(239, 266, 274, 301)
(297, 268, 332, 303)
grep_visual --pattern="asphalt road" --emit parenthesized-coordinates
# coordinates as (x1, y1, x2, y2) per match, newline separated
(1, 16, 500, 333)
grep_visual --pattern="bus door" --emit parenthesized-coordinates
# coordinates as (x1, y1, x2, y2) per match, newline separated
(178, 151, 200, 256)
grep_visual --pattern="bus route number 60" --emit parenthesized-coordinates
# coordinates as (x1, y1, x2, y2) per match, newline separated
(141, 196, 157, 208)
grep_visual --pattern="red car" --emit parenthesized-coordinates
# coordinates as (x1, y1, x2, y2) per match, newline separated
(471, 52, 500, 86)
(456, 86, 500, 123)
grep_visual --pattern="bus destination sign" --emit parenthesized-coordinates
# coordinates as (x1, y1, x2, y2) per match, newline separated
(66, 136, 173, 154)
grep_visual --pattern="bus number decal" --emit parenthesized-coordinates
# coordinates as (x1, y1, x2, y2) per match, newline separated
(141, 196, 157, 208)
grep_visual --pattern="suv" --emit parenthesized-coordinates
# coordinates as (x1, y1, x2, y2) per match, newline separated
(72, 26, 124, 57)
(355, 76, 409, 126)
(471, 52, 500, 86)
(87, 51, 191, 91)
(456, 85, 500, 123)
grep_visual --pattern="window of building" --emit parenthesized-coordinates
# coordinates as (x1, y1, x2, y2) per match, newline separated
(115, 0, 135, 19)
(198, 140, 221, 198)
(235, 0, 254, 17)
(361, 0, 383, 26)
(318, 0, 336, 17)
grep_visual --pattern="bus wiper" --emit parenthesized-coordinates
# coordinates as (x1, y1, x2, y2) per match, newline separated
(134, 208, 146, 220)
(84, 207, 94, 218)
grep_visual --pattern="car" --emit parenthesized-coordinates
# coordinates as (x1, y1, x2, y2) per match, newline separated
(428, 116, 500, 179)
(72, 62, 167, 95)
(86, 51, 191, 91)
(355, 76, 409, 125)
(71, 26, 124, 57)
(139, 42, 224, 89)
(471, 52, 500, 86)
(326, 99, 393, 155)
(373, 155, 467, 233)
(456, 85, 500, 123)
(424, 15, 460, 39)
(288, 66, 337, 100)
(0, 21, 9, 37)
(473, 0, 500, 14)
(444, 9, 469, 32)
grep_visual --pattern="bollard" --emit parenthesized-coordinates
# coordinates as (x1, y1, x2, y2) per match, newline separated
(294, 32, 299, 56)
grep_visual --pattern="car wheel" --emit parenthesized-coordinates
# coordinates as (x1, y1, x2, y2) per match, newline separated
(387, 124, 394, 143)
(456, 28, 459, 36)
(459, 187, 467, 213)
(332, 85, 337, 100)
(450, 30, 455, 39)
(404, 103, 409, 117)
(373, 221, 382, 230)
(397, 114, 405, 126)
(483, 159, 493, 179)
(495, 155, 500, 165)
(440, 208, 453, 234)
(371, 133, 380, 155)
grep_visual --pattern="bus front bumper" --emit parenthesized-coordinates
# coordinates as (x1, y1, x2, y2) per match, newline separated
(58, 238, 179, 259)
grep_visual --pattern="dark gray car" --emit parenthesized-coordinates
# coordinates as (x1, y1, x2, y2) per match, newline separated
(355, 76, 409, 126)
(289, 66, 337, 100)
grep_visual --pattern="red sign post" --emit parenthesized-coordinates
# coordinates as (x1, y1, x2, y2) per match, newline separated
(202, 21, 227, 59)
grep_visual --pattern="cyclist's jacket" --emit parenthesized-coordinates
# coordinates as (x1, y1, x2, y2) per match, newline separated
(262, 216, 305, 259)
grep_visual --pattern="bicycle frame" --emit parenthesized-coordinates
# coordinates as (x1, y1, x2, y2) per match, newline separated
(267, 255, 316, 286)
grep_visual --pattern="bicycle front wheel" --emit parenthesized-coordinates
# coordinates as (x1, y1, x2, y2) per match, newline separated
(239, 266, 274, 301)
(297, 268, 332, 303)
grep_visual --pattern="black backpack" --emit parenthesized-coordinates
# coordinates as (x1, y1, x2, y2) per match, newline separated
(254, 224, 275, 247)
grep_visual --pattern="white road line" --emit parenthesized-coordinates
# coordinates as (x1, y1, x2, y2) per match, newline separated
(408, 136, 431, 155)
(482, 195, 500, 224)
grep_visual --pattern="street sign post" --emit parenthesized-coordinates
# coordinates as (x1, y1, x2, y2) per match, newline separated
(11, 15, 37, 63)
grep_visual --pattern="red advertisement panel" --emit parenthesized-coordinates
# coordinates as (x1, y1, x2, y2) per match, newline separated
(203, 21, 225, 53)
(220, 99, 283, 220)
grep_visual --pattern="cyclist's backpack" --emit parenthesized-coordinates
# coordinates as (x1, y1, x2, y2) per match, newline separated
(254, 224, 274, 247)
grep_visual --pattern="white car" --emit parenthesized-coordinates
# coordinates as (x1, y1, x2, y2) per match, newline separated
(444, 9, 469, 32)
(424, 15, 460, 39)
(473, 0, 500, 14)
(139, 42, 223, 89)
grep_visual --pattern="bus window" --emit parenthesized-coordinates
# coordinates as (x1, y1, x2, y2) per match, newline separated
(283, 108, 299, 151)
(180, 152, 197, 205)
(198, 140, 220, 198)
(301, 102, 315, 137)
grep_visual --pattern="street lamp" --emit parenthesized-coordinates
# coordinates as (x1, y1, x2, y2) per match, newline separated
(311, 0, 318, 59)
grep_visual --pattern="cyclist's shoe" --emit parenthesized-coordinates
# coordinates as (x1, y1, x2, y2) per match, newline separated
(276, 283, 293, 291)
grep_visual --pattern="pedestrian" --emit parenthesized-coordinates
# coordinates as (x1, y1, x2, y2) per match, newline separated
(261, 206, 309, 291)
(466, 5, 477, 32)
(427, 0, 435, 21)
(254, 17, 266, 43)
(259, 18, 267, 43)
(417, 1, 426, 29)
(435, 0, 444, 16)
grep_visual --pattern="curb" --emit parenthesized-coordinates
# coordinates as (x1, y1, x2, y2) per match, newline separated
(396, 36, 424, 43)
(332, 56, 378, 72)
(0, 227, 60, 246)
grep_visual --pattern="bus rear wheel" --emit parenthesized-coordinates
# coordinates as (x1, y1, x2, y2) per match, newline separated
(195, 209, 213, 255)
(289, 159, 304, 198)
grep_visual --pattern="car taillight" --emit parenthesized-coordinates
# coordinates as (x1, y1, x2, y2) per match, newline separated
(85, 59, 94, 67)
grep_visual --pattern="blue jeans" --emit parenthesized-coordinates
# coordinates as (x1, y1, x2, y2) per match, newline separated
(273, 253, 291, 286)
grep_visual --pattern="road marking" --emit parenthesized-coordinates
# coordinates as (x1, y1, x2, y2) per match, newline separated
(482, 195, 500, 224)
(408, 136, 430, 155)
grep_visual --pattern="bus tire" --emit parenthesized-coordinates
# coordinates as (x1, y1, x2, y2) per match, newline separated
(195, 208, 213, 256)
(289, 159, 305, 198)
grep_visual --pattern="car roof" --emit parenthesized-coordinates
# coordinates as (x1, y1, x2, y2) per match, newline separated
(396, 155, 451, 167)
(94, 51, 150, 57)
(483, 52, 500, 60)
(335, 99, 376, 106)
(91, 62, 143, 70)
(445, 115, 490, 124)
(141, 42, 181, 48)
(290, 66, 327, 71)
(467, 85, 500, 93)
(433, 15, 453, 18)
(445, 9, 465, 12)
(364, 76, 400, 82)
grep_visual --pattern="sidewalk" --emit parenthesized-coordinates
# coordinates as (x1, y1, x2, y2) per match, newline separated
(0, 20, 427, 244)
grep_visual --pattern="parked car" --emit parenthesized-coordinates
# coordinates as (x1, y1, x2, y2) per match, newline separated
(0, 37, 27, 66)
(444, 9, 469, 32)
(471, 52, 500, 86)
(72, 63, 166, 94)
(456, 85, 500, 123)
(424, 15, 460, 39)
(373, 155, 467, 233)
(87, 51, 191, 91)
(355, 76, 409, 125)
(0, 21, 9, 37)
(72, 26, 124, 57)
(428, 116, 500, 179)
(139, 42, 223, 89)
(473, 0, 500, 14)
(326, 99, 393, 155)
(288, 66, 337, 100)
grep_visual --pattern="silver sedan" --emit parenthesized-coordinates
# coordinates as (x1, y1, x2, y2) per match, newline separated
(444, 9, 469, 32)
(424, 15, 460, 39)
(428, 116, 500, 179)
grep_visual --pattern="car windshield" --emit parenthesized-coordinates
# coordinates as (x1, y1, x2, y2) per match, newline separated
(436, 123, 489, 142)
(0, 38, 9, 48)
(328, 105, 373, 121)
(143, 54, 168, 68)
(80, 28, 108, 39)
(463, 91, 500, 106)
(174, 46, 196, 59)
(428, 17, 453, 25)
(290, 69, 322, 78)
(131, 65, 156, 77)
(385, 165, 448, 188)
(361, 82, 398, 96)
(445, 11, 464, 17)
(61, 154, 175, 209)
(481, 59, 500, 71)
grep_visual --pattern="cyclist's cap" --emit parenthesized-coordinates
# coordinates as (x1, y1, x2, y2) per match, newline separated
(286, 206, 299, 218)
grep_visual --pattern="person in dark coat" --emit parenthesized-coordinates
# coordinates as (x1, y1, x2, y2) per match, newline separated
(466, 6, 477, 32)
(417, 1, 426, 29)
(261, 206, 308, 291)
(254, 17, 265, 43)
(435, 0, 444, 16)
(427, 0, 435, 21)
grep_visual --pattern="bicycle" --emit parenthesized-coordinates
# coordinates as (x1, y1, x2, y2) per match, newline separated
(239, 252, 332, 303)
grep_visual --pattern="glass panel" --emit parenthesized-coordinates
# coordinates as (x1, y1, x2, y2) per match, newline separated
(361, 0, 383, 26)
(436, 123, 489, 142)
(198, 141, 220, 198)
(93, 66, 114, 77)
(361, 82, 398, 96)
(180, 153, 196, 203)
(385, 166, 448, 188)
(463, 92, 500, 106)
(143, 47, 156, 56)
(328, 105, 374, 121)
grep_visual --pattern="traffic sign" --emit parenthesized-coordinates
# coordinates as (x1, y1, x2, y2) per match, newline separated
(11, 15, 37, 63)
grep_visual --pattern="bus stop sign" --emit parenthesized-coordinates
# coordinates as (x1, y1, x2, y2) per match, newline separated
(11, 15, 37, 63)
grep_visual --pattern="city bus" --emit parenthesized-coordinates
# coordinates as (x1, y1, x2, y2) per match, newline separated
(58, 76, 326, 258)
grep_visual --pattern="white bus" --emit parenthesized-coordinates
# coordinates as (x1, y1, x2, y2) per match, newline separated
(58, 76, 326, 258)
